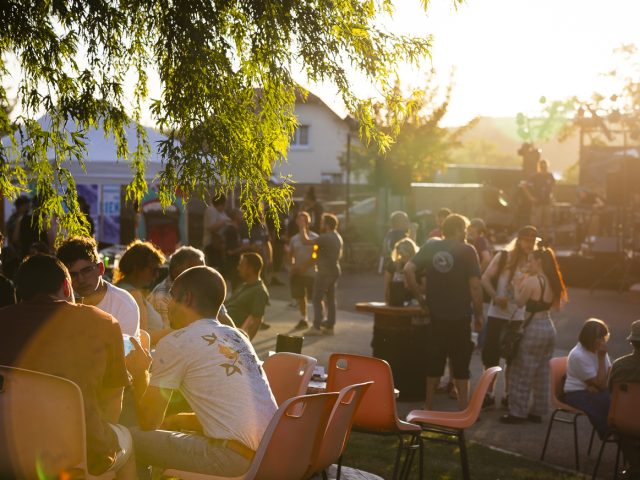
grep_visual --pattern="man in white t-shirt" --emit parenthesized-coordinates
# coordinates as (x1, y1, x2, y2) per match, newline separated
(288, 211, 318, 330)
(126, 266, 277, 477)
(57, 237, 140, 339)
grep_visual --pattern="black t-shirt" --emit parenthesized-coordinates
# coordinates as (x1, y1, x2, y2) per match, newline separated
(527, 172, 555, 204)
(411, 238, 481, 319)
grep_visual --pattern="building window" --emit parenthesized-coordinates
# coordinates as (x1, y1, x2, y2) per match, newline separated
(292, 125, 310, 147)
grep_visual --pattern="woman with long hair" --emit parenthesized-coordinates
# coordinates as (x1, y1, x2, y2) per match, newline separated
(113, 240, 167, 344)
(384, 237, 418, 306)
(480, 225, 538, 407)
(501, 245, 568, 423)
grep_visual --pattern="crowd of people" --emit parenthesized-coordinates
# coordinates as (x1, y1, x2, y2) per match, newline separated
(3, 178, 640, 478)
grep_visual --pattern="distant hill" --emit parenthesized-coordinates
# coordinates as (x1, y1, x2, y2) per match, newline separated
(450, 116, 580, 179)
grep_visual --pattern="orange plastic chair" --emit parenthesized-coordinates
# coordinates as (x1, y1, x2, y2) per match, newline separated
(262, 352, 317, 406)
(326, 353, 422, 480)
(0, 365, 116, 479)
(305, 381, 373, 480)
(164, 392, 338, 480)
(406, 366, 501, 480)
(540, 356, 596, 470)
(591, 381, 640, 480)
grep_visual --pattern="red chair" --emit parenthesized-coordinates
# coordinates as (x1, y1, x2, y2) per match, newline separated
(164, 392, 338, 480)
(305, 381, 373, 480)
(326, 353, 422, 480)
(406, 366, 501, 480)
(0, 365, 117, 479)
(591, 382, 640, 480)
(262, 352, 317, 406)
(540, 356, 596, 470)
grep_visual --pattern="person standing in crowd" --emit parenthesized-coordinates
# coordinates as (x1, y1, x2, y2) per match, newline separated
(385, 238, 418, 307)
(523, 159, 555, 242)
(221, 209, 254, 291)
(125, 266, 277, 478)
(300, 213, 343, 336)
(3, 195, 31, 278)
(380, 210, 410, 273)
(501, 246, 567, 424)
(405, 214, 484, 410)
(57, 236, 140, 339)
(609, 319, 640, 479)
(480, 226, 538, 408)
(427, 207, 452, 239)
(0, 255, 135, 478)
(289, 211, 318, 330)
(113, 240, 167, 344)
(563, 319, 611, 439)
(467, 218, 492, 271)
(301, 187, 324, 234)
(202, 194, 229, 269)
(225, 252, 270, 339)
(0, 232, 16, 306)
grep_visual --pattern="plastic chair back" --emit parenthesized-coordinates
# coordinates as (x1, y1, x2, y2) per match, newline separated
(609, 382, 640, 437)
(263, 352, 317, 406)
(307, 382, 373, 477)
(463, 366, 501, 420)
(139, 329, 151, 352)
(0, 365, 87, 479)
(326, 353, 399, 432)
(549, 356, 576, 411)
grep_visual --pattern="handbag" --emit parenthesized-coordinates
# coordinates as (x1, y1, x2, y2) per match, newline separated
(499, 310, 534, 362)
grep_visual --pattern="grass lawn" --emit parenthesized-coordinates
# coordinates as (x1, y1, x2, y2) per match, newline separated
(342, 432, 582, 479)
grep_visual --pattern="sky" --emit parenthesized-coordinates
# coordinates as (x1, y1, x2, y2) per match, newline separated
(304, 0, 640, 126)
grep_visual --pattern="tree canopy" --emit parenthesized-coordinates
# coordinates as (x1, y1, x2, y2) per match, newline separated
(347, 74, 476, 186)
(0, 0, 453, 238)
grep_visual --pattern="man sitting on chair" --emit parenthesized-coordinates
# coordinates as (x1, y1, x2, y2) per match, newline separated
(0, 255, 135, 478)
(609, 319, 640, 479)
(126, 265, 276, 478)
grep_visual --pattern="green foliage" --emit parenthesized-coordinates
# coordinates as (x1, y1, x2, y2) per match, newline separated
(450, 138, 520, 166)
(347, 74, 476, 185)
(515, 97, 576, 144)
(0, 0, 437, 236)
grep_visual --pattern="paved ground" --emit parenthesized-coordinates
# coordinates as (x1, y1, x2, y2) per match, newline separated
(252, 271, 638, 479)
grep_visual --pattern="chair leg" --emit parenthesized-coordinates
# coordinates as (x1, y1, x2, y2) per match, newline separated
(587, 426, 596, 456)
(336, 454, 343, 480)
(572, 414, 580, 471)
(614, 439, 621, 480)
(540, 410, 558, 461)
(591, 433, 608, 480)
(322, 470, 329, 480)
(392, 436, 405, 480)
(418, 436, 424, 480)
(458, 430, 470, 480)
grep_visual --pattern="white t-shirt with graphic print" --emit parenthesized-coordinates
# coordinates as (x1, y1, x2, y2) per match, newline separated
(150, 318, 277, 450)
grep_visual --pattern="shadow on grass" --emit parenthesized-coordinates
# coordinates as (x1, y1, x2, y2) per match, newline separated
(342, 432, 583, 479)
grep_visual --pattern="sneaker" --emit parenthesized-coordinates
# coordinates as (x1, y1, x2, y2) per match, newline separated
(259, 322, 271, 331)
(294, 319, 309, 330)
(320, 321, 332, 329)
(499, 414, 526, 424)
(305, 327, 324, 336)
(481, 394, 495, 410)
(321, 326, 334, 336)
(527, 414, 542, 424)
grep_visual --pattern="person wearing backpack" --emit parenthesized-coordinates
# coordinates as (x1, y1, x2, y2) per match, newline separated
(480, 226, 538, 409)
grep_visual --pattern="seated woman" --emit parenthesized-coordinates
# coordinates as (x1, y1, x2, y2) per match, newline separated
(563, 318, 611, 439)
(113, 240, 168, 345)
(384, 238, 418, 307)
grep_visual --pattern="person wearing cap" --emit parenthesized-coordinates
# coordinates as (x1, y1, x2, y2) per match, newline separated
(480, 225, 538, 408)
(609, 319, 640, 479)
(562, 319, 611, 438)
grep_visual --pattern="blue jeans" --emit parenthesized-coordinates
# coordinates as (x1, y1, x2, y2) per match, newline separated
(312, 272, 339, 328)
(563, 389, 611, 439)
(130, 428, 251, 478)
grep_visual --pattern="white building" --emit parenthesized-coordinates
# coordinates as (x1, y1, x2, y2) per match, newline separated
(276, 92, 352, 185)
